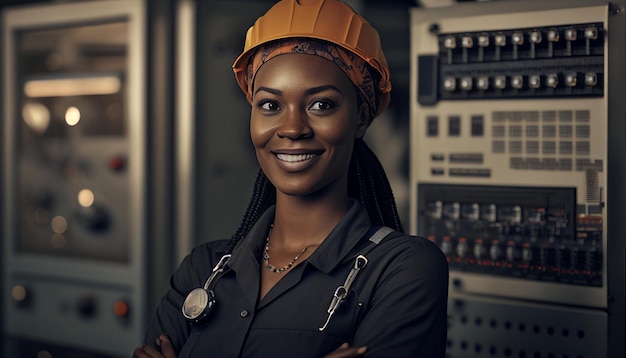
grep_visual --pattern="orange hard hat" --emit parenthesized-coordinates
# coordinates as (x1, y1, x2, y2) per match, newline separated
(232, 0, 391, 118)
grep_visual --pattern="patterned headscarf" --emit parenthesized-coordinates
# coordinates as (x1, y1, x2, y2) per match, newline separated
(246, 38, 379, 121)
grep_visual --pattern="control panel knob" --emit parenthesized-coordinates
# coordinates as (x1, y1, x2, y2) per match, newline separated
(76, 204, 111, 232)
(456, 238, 468, 258)
(506, 242, 518, 262)
(489, 241, 502, 260)
(77, 293, 97, 318)
(473, 239, 487, 259)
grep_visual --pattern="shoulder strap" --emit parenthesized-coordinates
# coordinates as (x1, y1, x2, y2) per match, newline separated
(360, 225, 400, 256)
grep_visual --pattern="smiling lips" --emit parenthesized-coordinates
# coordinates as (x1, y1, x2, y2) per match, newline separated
(276, 153, 319, 162)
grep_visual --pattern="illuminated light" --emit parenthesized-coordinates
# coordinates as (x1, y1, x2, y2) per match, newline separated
(51, 215, 68, 234)
(585, 72, 598, 86)
(443, 35, 456, 49)
(113, 300, 130, 317)
(494, 75, 507, 89)
(546, 74, 559, 88)
(443, 76, 456, 92)
(529, 75, 541, 89)
(22, 102, 51, 134)
(78, 189, 95, 208)
(461, 36, 473, 48)
(65, 106, 81, 126)
(511, 75, 524, 89)
(51, 234, 67, 249)
(460, 76, 473, 91)
(478, 33, 489, 47)
(477, 76, 489, 90)
(547, 29, 560, 42)
(23, 75, 121, 98)
(511, 32, 524, 45)
(584, 26, 598, 40)
(12, 285, 27, 301)
(565, 73, 578, 87)
(530, 30, 542, 44)
(494, 33, 506, 47)
(564, 28, 577, 41)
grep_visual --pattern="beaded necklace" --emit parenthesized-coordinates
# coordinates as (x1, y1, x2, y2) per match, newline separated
(263, 225, 308, 274)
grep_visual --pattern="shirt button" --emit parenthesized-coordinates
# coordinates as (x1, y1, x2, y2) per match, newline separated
(240, 310, 249, 318)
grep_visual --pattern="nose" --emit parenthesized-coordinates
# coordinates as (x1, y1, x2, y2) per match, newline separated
(276, 108, 312, 139)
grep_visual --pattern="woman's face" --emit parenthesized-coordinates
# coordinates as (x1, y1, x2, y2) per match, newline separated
(250, 53, 369, 198)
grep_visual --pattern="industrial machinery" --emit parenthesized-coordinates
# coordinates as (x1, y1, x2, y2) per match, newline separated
(2, 1, 147, 356)
(410, 0, 625, 357)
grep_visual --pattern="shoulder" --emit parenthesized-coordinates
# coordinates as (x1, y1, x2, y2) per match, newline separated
(175, 239, 233, 281)
(371, 231, 449, 280)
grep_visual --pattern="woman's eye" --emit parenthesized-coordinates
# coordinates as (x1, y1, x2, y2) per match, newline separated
(309, 100, 333, 111)
(259, 100, 279, 111)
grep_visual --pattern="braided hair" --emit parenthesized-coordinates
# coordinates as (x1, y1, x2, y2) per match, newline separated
(227, 138, 404, 250)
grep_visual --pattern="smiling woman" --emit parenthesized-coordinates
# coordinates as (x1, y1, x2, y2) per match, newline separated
(133, 1, 449, 358)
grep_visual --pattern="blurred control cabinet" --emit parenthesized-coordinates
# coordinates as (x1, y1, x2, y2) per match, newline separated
(2, 1, 147, 357)
(410, 1, 625, 357)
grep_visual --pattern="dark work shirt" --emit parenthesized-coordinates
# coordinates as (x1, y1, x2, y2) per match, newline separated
(144, 200, 449, 357)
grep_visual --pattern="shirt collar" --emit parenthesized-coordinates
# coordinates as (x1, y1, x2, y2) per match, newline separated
(227, 199, 372, 274)
(307, 199, 372, 273)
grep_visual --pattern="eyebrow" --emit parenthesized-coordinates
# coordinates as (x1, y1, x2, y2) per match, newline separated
(254, 84, 343, 97)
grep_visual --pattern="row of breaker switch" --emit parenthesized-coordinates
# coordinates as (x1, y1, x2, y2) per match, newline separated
(443, 71, 599, 92)
(442, 26, 600, 50)
(437, 236, 602, 274)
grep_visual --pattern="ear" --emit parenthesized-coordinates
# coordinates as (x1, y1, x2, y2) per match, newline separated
(355, 104, 371, 139)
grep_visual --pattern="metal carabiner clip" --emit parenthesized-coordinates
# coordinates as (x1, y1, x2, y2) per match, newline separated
(319, 255, 368, 331)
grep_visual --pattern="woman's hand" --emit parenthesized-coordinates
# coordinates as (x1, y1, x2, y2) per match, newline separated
(132, 335, 177, 358)
(325, 342, 367, 358)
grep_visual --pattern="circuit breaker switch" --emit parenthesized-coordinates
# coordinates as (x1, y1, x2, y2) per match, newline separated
(585, 72, 598, 86)
(494, 75, 507, 89)
(477, 76, 489, 90)
(478, 33, 490, 47)
(495, 33, 507, 46)
(565, 28, 578, 41)
(546, 73, 559, 88)
(443, 76, 457, 91)
(444, 35, 457, 49)
(462, 35, 473, 48)
(529, 75, 541, 89)
(530, 30, 542, 43)
(512, 75, 524, 89)
(584, 26, 598, 40)
(460, 76, 473, 91)
(511, 31, 524, 45)
(565, 73, 578, 87)
(547, 28, 560, 42)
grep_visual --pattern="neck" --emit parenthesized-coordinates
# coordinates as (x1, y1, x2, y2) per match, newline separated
(271, 191, 350, 247)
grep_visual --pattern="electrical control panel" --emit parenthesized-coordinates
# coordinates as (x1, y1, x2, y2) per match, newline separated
(410, 1, 625, 357)
(2, 1, 146, 356)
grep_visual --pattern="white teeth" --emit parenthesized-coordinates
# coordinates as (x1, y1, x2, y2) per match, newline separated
(276, 153, 317, 162)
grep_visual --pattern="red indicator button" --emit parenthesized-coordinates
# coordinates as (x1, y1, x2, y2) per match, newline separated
(109, 156, 125, 172)
(113, 300, 130, 318)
